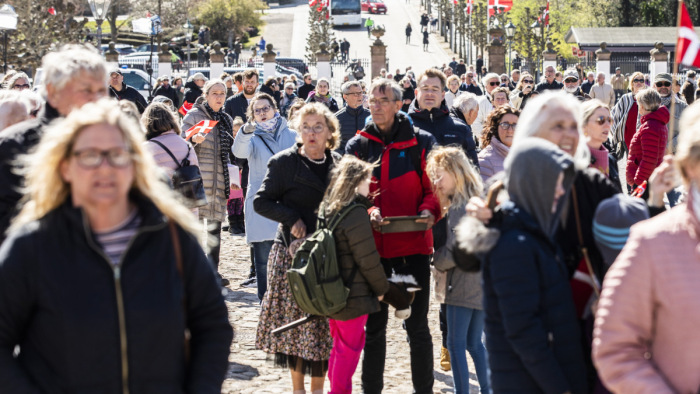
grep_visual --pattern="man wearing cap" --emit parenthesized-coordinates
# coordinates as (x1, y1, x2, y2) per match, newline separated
(581, 72, 595, 95)
(562, 69, 589, 101)
(184, 72, 207, 104)
(611, 68, 626, 104)
(152, 75, 179, 107)
(535, 65, 563, 93)
(590, 73, 615, 108)
(652, 73, 687, 153)
(108, 69, 148, 113)
(682, 70, 696, 105)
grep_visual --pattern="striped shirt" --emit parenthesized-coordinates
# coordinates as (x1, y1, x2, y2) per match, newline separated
(94, 209, 141, 266)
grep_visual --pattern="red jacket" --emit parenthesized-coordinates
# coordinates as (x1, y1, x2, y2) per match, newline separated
(626, 105, 669, 186)
(345, 113, 440, 258)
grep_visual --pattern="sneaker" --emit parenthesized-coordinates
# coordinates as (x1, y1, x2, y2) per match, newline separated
(241, 277, 257, 288)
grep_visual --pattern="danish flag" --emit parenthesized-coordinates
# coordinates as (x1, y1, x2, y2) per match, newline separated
(677, 2, 700, 68)
(47, 7, 56, 15)
(178, 101, 194, 116)
(185, 120, 219, 141)
(543, 1, 550, 28)
(466, 0, 473, 14)
(487, 0, 512, 17)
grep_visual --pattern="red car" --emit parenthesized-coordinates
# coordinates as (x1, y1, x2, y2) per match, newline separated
(362, 0, 387, 14)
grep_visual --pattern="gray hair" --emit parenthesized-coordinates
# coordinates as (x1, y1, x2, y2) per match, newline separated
(512, 91, 590, 169)
(453, 92, 478, 113)
(368, 78, 402, 102)
(202, 79, 227, 96)
(0, 90, 29, 130)
(5, 72, 30, 90)
(341, 80, 362, 94)
(483, 73, 500, 84)
(284, 82, 296, 90)
(42, 45, 107, 91)
(635, 88, 661, 112)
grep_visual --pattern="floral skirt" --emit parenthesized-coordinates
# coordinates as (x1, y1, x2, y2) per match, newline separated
(256, 242, 332, 376)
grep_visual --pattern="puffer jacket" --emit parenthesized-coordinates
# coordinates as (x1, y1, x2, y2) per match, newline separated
(483, 202, 588, 394)
(181, 98, 232, 222)
(232, 117, 297, 243)
(330, 197, 390, 321)
(434, 205, 482, 309)
(478, 137, 509, 182)
(626, 105, 670, 186)
(183, 80, 202, 104)
(335, 104, 370, 153)
(0, 195, 233, 393)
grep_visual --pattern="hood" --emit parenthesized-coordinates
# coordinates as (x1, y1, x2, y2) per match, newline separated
(407, 99, 449, 122)
(504, 138, 575, 238)
(642, 105, 670, 125)
(184, 80, 200, 91)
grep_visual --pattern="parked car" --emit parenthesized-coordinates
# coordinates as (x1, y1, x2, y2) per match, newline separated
(275, 57, 309, 75)
(361, 0, 387, 13)
(100, 44, 135, 55)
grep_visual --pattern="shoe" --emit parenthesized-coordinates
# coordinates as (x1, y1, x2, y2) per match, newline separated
(231, 221, 245, 235)
(440, 346, 451, 371)
(241, 277, 257, 288)
(220, 277, 230, 287)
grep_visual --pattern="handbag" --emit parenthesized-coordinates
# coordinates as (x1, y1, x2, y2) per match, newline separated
(150, 140, 207, 208)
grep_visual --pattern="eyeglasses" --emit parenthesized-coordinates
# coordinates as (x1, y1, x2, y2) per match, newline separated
(344, 91, 363, 96)
(72, 148, 132, 169)
(564, 78, 578, 83)
(498, 122, 517, 130)
(655, 81, 671, 87)
(522, 79, 534, 84)
(12, 84, 30, 90)
(368, 97, 396, 106)
(285, 87, 294, 90)
(300, 124, 327, 134)
(489, 81, 500, 86)
(593, 116, 612, 125)
(253, 105, 272, 115)
(633, 78, 645, 83)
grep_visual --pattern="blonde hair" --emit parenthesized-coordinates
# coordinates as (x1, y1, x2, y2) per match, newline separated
(11, 99, 199, 236)
(426, 146, 483, 211)
(322, 155, 376, 215)
(291, 102, 341, 150)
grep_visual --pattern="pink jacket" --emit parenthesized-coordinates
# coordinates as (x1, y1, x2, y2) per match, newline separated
(477, 136, 509, 182)
(593, 197, 700, 394)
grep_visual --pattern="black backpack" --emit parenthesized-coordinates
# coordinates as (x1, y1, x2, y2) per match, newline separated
(149, 140, 207, 208)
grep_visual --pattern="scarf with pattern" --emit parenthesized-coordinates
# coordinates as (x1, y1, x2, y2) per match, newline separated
(203, 100, 233, 199)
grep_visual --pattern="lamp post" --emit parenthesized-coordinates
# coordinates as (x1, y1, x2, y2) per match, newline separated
(0, 4, 17, 74)
(88, 0, 112, 53)
(505, 21, 515, 75)
(531, 19, 542, 80)
(183, 19, 193, 73)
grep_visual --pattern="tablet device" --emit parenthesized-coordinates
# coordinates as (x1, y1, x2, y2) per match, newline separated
(379, 215, 429, 234)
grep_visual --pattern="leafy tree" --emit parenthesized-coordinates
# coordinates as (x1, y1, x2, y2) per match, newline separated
(304, 2, 335, 62)
(194, 0, 265, 45)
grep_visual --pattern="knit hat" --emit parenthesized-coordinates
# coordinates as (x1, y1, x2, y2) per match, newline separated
(654, 72, 672, 83)
(592, 194, 650, 266)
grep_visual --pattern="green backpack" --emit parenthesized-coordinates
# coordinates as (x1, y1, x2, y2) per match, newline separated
(287, 203, 361, 316)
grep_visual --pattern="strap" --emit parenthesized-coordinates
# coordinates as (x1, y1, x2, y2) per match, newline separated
(150, 139, 185, 168)
(258, 135, 275, 155)
(328, 203, 363, 233)
(168, 220, 190, 362)
(361, 135, 369, 161)
(570, 185, 601, 297)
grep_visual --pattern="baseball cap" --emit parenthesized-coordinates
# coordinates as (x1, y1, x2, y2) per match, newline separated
(563, 69, 578, 81)
(592, 195, 650, 266)
(109, 68, 123, 76)
(654, 72, 672, 83)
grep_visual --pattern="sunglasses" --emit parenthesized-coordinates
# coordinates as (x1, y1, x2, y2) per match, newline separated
(655, 81, 671, 87)
(489, 81, 500, 86)
(564, 78, 578, 83)
(632, 78, 645, 83)
(593, 116, 612, 125)
(522, 79, 533, 84)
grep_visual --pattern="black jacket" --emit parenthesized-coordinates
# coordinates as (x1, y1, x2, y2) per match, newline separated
(183, 81, 203, 104)
(254, 145, 341, 245)
(408, 101, 479, 168)
(580, 80, 594, 95)
(109, 82, 148, 113)
(297, 83, 315, 100)
(0, 195, 233, 393)
(455, 64, 467, 76)
(224, 92, 250, 122)
(483, 202, 588, 394)
(535, 80, 564, 93)
(153, 84, 180, 107)
(335, 105, 370, 153)
(459, 83, 483, 96)
(0, 103, 61, 245)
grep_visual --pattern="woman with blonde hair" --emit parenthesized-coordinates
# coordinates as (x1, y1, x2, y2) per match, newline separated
(254, 102, 342, 394)
(581, 99, 621, 188)
(445, 75, 463, 108)
(0, 98, 232, 392)
(611, 71, 647, 155)
(427, 146, 488, 394)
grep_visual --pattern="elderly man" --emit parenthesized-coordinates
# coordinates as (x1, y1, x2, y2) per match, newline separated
(652, 73, 687, 153)
(472, 72, 501, 142)
(611, 67, 626, 104)
(108, 68, 147, 113)
(509, 69, 521, 90)
(335, 80, 370, 153)
(535, 65, 563, 92)
(581, 72, 595, 95)
(450, 92, 479, 128)
(459, 71, 483, 95)
(346, 79, 439, 394)
(0, 45, 108, 243)
(590, 72, 615, 107)
(562, 69, 589, 101)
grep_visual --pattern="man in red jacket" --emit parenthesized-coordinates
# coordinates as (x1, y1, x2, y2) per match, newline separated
(346, 78, 440, 394)
(626, 88, 669, 192)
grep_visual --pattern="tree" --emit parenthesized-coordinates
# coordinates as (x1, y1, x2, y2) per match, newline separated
(304, 2, 335, 62)
(130, 0, 206, 32)
(194, 0, 265, 45)
(105, 0, 131, 42)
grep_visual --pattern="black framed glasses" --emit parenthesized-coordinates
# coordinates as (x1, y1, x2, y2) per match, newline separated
(72, 148, 132, 169)
(253, 105, 272, 115)
(12, 84, 30, 90)
(655, 81, 671, 87)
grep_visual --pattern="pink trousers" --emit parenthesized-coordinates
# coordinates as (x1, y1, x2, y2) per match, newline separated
(328, 314, 368, 394)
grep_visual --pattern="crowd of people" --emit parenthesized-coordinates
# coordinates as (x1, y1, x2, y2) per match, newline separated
(1, 42, 700, 394)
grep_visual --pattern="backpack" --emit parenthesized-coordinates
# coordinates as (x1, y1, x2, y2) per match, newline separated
(149, 140, 207, 208)
(287, 202, 362, 316)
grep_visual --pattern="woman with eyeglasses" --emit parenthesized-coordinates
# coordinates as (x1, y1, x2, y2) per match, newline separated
(478, 106, 520, 182)
(509, 72, 535, 111)
(305, 77, 339, 112)
(0, 99, 233, 393)
(280, 82, 298, 118)
(181, 79, 234, 286)
(611, 71, 647, 158)
(254, 103, 342, 394)
(232, 92, 297, 301)
(5, 72, 31, 91)
(582, 100, 621, 189)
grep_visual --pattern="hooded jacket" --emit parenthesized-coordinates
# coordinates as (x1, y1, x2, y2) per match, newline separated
(346, 112, 440, 258)
(109, 82, 148, 113)
(626, 105, 670, 186)
(183, 80, 203, 104)
(335, 104, 370, 153)
(480, 139, 588, 394)
(408, 101, 479, 167)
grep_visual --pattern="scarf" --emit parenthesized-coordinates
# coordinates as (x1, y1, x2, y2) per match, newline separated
(314, 92, 331, 105)
(203, 100, 233, 200)
(258, 112, 280, 133)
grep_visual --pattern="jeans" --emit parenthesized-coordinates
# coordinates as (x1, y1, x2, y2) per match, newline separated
(446, 305, 489, 394)
(252, 240, 273, 301)
(362, 254, 433, 394)
(329, 315, 368, 393)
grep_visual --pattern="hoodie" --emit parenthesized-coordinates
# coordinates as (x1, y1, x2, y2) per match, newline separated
(626, 105, 670, 186)
(183, 80, 203, 104)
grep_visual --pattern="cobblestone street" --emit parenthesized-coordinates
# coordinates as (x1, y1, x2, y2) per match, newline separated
(218, 231, 480, 393)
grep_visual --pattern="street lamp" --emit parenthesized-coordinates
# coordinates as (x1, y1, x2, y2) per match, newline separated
(530, 19, 543, 78)
(87, 0, 112, 53)
(0, 4, 17, 74)
(505, 21, 515, 74)
(183, 19, 193, 72)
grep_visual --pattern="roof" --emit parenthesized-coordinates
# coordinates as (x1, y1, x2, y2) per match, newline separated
(564, 27, 700, 52)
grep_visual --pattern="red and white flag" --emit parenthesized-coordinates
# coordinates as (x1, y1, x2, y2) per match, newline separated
(488, 0, 512, 17)
(178, 101, 194, 116)
(309, 0, 318, 6)
(185, 120, 219, 141)
(47, 7, 56, 15)
(543, 1, 550, 27)
(677, 2, 700, 68)
(466, 0, 473, 15)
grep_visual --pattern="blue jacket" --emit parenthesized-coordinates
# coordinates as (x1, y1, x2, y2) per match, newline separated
(408, 102, 479, 168)
(334, 105, 370, 153)
(232, 117, 297, 243)
(483, 203, 588, 394)
(224, 92, 249, 122)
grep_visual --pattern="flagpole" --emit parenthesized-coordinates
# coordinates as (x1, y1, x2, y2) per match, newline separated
(667, 0, 683, 155)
